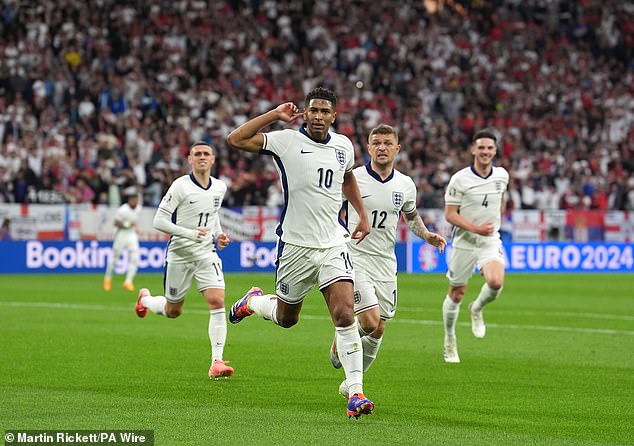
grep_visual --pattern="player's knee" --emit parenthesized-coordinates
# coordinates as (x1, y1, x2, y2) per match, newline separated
(488, 280, 503, 291)
(277, 314, 298, 328)
(165, 307, 182, 318)
(331, 307, 355, 327)
(359, 315, 380, 335)
(360, 321, 377, 335)
(372, 324, 385, 338)
(449, 287, 465, 302)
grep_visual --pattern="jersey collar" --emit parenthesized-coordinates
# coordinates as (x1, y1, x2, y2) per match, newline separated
(299, 124, 331, 144)
(470, 164, 493, 179)
(189, 172, 212, 190)
(365, 162, 394, 183)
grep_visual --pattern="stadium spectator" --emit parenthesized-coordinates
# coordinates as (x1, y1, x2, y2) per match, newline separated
(134, 141, 235, 380)
(0, 1, 631, 208)
(442, 129, 509, 363)
(1, 217, 11, 240)
(225, 87, 375, 418)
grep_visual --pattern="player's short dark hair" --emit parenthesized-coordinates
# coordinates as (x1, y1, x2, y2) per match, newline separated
(304, 86, 337, 109)
(189, 141, 215, 154)
(472, 128, 498, 144)
(369, 123, 398, 144)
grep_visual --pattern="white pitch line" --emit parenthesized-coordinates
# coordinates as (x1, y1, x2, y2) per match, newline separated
(4, 301, 131, 312)
(300, 315, 634, 336)
(304, 304, 634, 322)
(4, 301, 634, 336)
(392, 317, 634, 336)
(508, 310, 634, 322)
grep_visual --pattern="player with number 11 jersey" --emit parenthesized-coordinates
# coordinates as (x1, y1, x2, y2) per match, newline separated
(158, 173, 226, 263)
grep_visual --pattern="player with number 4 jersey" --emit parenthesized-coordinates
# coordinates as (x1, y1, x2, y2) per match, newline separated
(441, 129, 510, 364)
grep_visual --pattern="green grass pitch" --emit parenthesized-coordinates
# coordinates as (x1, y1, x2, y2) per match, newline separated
(1, 273, 633, 445)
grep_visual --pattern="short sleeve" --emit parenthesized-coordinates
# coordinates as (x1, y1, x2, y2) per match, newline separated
(114, 205, 126, 221)
(345, 137, 355, 172)
(402, 177, 417, 214)
(444, 174, 462, 206)
(158, 180, 184, 214)
(262, 129, 293, 157)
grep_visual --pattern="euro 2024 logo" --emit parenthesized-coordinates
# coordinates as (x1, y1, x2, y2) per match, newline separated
(418, 243, 439, 272)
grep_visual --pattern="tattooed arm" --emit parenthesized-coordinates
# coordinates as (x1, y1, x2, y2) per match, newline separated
(403, 210, 447, 253)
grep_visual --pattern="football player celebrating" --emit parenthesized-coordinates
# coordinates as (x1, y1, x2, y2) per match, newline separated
(330, 123, 446, 397)
(134, 142, 234, 380)
(442, 129, 509, 363)
(226, 86, 375, 418)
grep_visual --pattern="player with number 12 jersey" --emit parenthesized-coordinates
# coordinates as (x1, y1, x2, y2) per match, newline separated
(345, 165, 416, 281)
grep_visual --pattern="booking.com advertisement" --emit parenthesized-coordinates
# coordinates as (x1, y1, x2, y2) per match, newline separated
(0, 241, 632, 274)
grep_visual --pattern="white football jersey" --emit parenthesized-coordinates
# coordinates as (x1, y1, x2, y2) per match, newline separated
(346, 164, 417, 280)
(113, 203, 141, 236)
(262, 126, 354, 248)
(444, 165, 509, 248)
(157, 173, 227, 263)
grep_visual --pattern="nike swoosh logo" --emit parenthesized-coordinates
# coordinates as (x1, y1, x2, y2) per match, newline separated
(300, 149, 314, 154)
(361, 195, 371, 199)
(346, 351, 359, 355)
(189, 201, 197, 204)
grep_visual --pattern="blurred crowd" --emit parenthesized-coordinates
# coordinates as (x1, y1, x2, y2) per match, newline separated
(0, 0, 633, 211)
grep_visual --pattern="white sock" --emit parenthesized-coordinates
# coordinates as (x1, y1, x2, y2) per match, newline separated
(361, 335, 382, 373)
(209, 308, 227, 362)
(443, 295, 461, 337)
(125, 252, 138, 283)
(141, 294, 167, 315)
(249, 294, 279, 325)
(336, 323, 363, 396)
(104, 249, 119, 279)
(472, 284, 502, 312)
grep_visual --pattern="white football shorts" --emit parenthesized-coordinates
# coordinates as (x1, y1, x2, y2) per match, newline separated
(275, 242, 354, 305)
(112, 232, 139, 256)
(163, 254, 224, 302)
(353, 268, 397, 320)
(446, 240, 505, 286)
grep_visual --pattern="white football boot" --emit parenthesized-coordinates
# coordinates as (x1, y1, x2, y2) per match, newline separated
(468, 302, 486, 338)
(443, 336, 460, 363)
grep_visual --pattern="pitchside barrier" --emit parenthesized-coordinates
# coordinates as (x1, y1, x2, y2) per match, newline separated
(0, 204, 632, 243)
(0, 240, 631, 274)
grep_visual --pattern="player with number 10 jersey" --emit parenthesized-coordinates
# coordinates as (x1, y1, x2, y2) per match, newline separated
(263, 126, 354, 248)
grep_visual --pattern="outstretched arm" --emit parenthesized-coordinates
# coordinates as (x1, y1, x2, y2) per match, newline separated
(404, 210, 446, 253)
(343, 170, 370, 243)
(226, 102, 302, 153)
